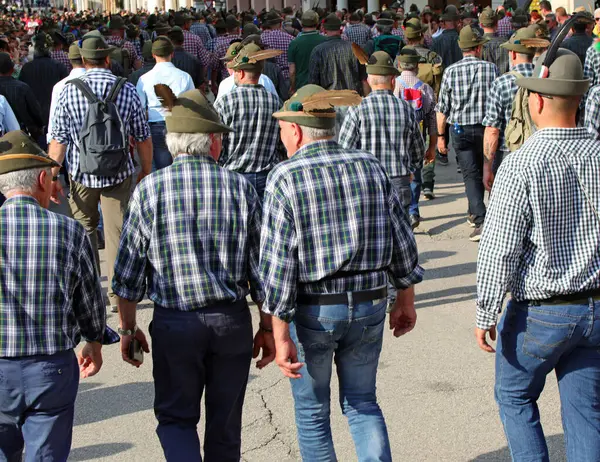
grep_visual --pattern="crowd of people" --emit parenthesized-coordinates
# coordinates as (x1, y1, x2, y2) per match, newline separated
(0, 1, 599, 461)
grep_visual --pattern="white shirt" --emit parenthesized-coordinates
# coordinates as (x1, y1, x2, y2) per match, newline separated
(47, 67, 87, 144)
(0, 95, 19, 135)
(136, 61, 194, 123)
(215, 74, 278, 103)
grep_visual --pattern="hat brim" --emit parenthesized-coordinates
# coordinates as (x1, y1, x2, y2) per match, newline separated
(441, 14, 460, 21)
(273, 110, 337, 129)
(458, 36, 489, 49)
(266, 18, 283, 26)
(166, 116, 233, 134)
(301, 20, 319, 26)
(79, 45, 115, 59)
(516, 77, 590, 96)
(500, 42, 535, 55)
(366, 64, 400, 76)
(0, 153, 61, 175)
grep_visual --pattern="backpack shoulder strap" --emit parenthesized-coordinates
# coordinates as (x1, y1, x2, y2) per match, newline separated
(509, 70, 524, 79)
(107, 77, 127, 103)
(68, 78, 99, 103)
(396, 76, 408, 89)
(413, 80, 424, 90)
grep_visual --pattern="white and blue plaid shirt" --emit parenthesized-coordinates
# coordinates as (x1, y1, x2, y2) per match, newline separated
(584, 85, 600, 140)
(51, 68, 150, 188)
(476, 128, 600, 330)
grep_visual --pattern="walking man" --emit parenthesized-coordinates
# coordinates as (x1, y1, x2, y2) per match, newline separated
(113, 89, 273, 462)
(288, 10, 325, 95)
(262, 84, 423, 461)
(476, 48, 600, 462)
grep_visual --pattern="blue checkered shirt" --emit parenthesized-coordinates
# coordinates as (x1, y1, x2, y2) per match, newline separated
(0, 196, 112, 357)
(339, 89, 426, 177)
(584, 46, 600, 88)
(483, 63, 534, 155)
(497, 16, 513, 38)
(342, 23, 372, 46)
(50, 49, 72, 72)
(584, 84, 600, 140)
(112, 155, 264, 309)
(260, 140, 424, 321)
(476, 128, 600, 329)
(190, 22, 213, 46)
(436, 56, 499, 125)
(211, 34, 242, 80)
(213, 84, 282, 173)
(183, 30, 212, 69)
(51, 68, 150, 188)
(261, 29, 294, 79)
(481, 33, 509, 75)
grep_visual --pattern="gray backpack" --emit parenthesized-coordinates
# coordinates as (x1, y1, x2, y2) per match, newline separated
(68, 77, 129, 177)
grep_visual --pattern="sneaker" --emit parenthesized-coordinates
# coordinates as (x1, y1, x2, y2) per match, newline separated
(469, 226, 483, 242)
(437, 153, 449, 165)
(423, 188, 436, 200)
(111, 305, 118, 313)
(457, 165, 462, 174)
(409, 214, 421, 230)
(466, 214, 477, 228)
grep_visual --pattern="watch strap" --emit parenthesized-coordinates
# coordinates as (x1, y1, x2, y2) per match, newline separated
(118, 325, 138, 336)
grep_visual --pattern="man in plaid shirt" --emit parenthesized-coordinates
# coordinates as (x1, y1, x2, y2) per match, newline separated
(584, 84, 600, 139)
(342, 12, 372, 46)
(174, 13, 212, 71)
(213, 43, 282, 200)
(50, 31, 72, 72)
(583, 43, 600, 87)
(476, 48, 600, 462)
(210, 16, 241, 88)
(480, 7, 510, 74)
(0, 131, 118, 462)
(436, 26, 499, 242)
(496, 8, 514, 37)
(261, 11, 294, 80)
(48, 34, 153, 314)
(190, 12, 213, 46)
(113, 89, 273, 462)
(263, 84, 423, 461)
(105, 15, 141, 72)
(483, 28, 535, 190)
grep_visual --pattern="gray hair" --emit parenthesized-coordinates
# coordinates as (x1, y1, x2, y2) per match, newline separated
(165, 132, 213, 158)
(399, 61, 418, 71)
(302, 126, 337, 140)
(0, 167, 45, 196)
(367, 74, 395, 86)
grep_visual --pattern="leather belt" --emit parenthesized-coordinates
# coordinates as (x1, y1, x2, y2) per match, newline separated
(297, 287, 387, 306)
(529, 288, 600, 306)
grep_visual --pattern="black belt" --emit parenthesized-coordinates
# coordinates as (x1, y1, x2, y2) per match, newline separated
(529, 289, 600, 306)
(297, 287, 387, 306)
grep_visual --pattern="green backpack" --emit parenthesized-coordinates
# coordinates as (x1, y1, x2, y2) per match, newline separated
(505, 71, 534, 152)
(109, 40, 132, 77)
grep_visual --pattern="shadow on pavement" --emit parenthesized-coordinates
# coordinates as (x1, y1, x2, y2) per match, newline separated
(69, 442, 134, 461)
(424, 262, 477, 280)
(470, 433, 566, 461)
(419, 250, 456, 264)
(426, 217, 469, 236)
(416, 295, 475, 309)
(74, 382, 154, 426)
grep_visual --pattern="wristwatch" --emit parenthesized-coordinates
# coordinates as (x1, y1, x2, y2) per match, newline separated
(437, 133, 445, 137)
(118, 326, 138, 336)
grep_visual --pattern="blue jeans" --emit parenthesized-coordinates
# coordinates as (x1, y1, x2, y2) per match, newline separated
(151, 301, 253, 462)
(289, 297, 392, 462)
(0, 350, 79, 462)
(150, 122, 172, 171)
(240, 170, 270, 201)
(409, 168, 422, 217)
(495, 299, 600, 462)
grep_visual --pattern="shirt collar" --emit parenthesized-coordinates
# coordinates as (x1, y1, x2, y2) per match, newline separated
(511, 62, 534, 73)
(461, 55, 479, 62)
(400, 70, 417, 77)
(85, 68, 113, 77)
(173, 154, 216, 165)
(3, 194, 40, 206)
(442, 29, 458, 35)
(69, 67, 86, 77)
(369, 89, 394, 96)
(531, 127, 592, 141)
(154, 61, 175, 69)
(295, 139, 339, 159)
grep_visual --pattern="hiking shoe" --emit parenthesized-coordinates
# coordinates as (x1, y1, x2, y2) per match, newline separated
(423, 188, 435, 200)
(469, 226, 483, 242)
(409, 214, 421, 230)
(437, 153, 449, 165)
(466, 214, 477, 228)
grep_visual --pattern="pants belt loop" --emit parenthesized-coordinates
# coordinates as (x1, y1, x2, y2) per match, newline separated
(348, 291, 354, 322)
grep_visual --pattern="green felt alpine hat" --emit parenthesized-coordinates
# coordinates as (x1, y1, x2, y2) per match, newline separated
(161, 89, 232, 134)
(108, 15, 125, 30)
(479, 7, 498, 27)
(141, 40, 153, 61)
(227, 42, 281, 71)
(154, 22, 172, 35)
(404, 17, 427, 38)
(222, 41, 242, 61)
(173, 12, 192, 26)
(301, 10, 319, 27)
(323, 13, 342, 30)
(516, 48, 589, 96)
(366, 51, 400, 75)
(225, 14, 240, 29)
(0, 130, 60, 175)
(376, 17, 394, 27)
(152, 36, 174, 55)
(242, 22, 261, 37)
(457, 24, 489, 49)
(264, 11, 283, 26)
(68, 42, 81, 60)
(500, 26, 537, 55)
(511, 8, 529, 28)
(78, 33, 114, 59)
(273, 85, 362, 129)
(441, 5, 460, 21)
(398, 45, 422, 63)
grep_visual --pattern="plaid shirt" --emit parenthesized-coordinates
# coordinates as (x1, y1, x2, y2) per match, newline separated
(342, 23, 372, 46)
(309, 36, 367, 94)
(212, 34, 241, 80)
(126, 38, 143, 60)
(497, 16, 513, 38)
(561, 32, 594, 66)
(52, 68, 150, 188)
(395, 70, 437, 135)
(339, 89, 425, 177)
(0, 196, 111, 357)
(372, 26, 404, 40)
(183, 30, 212, 69)
(260, 140, 424, 321)
(261, 29, 294, 79)
(190, 22, 213, 46)
(105, 35, 141, 65)
(213, 84, 282, 173)
(483, 63, 534, 155)
(431, 29, 463, 67)
(584, 46, 600, 88)
(112, 155, 264, 309)
(50, 49, 72, 72)
(481, 33, 509, 75)
(476, 128, 600, 329)
(584, 84, 600, 139)
(436, 56, 499, 125)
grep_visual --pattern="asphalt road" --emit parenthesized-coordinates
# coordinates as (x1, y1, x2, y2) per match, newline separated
(67, 161, 567, 462)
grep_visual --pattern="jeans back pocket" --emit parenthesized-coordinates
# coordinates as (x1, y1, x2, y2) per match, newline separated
(523, 315, 576, 361)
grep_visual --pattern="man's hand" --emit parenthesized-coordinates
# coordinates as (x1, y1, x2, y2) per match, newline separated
(78, 342, 103, 378)
(424, 147, 436, 165)
(120, 329, 150, 367)
(51, 178, 65, 204)
(274, 336, 304, 379)
(137, 170, 150, 184)
(253, 329, 276, 369)
(389, 286, 417, 337)
(483, 161, 495, 192)
(475, 326, 497, 353)
(437, 137, 448, 155)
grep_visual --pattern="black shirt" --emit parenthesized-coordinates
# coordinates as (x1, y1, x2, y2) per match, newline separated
(431, 29, 463, 68)
(19, 55, 68, 126)
(172, 47, 204, 88)
(0, 75, 44, 138)
(561, 33, 594, 66)
(128, 62, 155, 87)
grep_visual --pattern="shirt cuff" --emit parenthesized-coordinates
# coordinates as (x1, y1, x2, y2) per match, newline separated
(389, 264, 425, 290)
(482, 117, 502, 129)
(112, 280, 146, 303)
(261, 302, 295, 323)
(476, 301, 499, 330)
